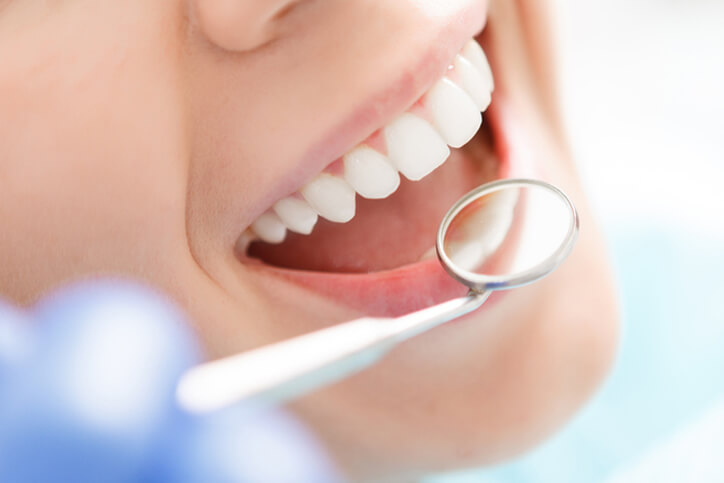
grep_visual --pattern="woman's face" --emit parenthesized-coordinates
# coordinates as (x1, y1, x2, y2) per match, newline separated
(0, 0, 618, 479)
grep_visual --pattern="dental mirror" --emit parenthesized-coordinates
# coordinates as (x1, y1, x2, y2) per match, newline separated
(177, 179, 579, 413)
(437, 178, 578, 293)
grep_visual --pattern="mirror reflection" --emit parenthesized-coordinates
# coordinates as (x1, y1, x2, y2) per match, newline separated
(442, 183, 572, 279)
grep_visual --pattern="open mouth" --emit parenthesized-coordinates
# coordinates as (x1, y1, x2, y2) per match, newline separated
(235, 23, 524, 316)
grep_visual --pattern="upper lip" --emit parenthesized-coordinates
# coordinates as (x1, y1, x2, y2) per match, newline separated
(243, 1, 490, 227)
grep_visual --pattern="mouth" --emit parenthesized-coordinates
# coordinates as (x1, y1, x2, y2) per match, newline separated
(235, 16, 526, 317)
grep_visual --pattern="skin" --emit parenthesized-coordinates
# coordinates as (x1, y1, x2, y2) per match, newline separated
(0, 0, 618, 481)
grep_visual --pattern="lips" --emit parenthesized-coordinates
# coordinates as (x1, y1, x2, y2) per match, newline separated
(235, 5, 529, 317)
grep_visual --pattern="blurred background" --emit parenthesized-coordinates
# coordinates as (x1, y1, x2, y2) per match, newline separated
(430, 0, 724, 481)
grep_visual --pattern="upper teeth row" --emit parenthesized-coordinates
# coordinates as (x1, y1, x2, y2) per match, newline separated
(249, 39, 494, 244)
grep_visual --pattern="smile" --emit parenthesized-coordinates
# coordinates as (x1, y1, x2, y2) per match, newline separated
(235, 9, 530, 317)
(243, 38, 494, 244)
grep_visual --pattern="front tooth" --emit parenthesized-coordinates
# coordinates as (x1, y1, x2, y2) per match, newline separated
(383, 113, 450, 181)
(343, 146, 400, 199)
(454, 54, 492, 111)
(251, 211, 287, 244)
(461, 39, 494, 90)
(273, 197, 318, 235)
(425, 78, 482, 148)
(301, 173, 356, 223)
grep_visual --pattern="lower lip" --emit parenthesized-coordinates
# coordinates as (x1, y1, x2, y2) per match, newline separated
(249, 95, 530, 318)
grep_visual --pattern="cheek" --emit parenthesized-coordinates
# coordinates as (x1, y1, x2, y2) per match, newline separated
(0, 2, 190, 302)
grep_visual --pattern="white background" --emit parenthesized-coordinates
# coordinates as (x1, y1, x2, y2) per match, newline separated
(554, 0, 724, 238)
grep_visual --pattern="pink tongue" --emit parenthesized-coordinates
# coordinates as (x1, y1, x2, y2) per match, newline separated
(249, 145, 498, 273)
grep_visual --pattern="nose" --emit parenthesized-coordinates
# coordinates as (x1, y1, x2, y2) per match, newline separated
(192, 0, 299, 52)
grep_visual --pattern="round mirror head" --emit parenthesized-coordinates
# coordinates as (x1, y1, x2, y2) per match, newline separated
(436, 178, 579, 293)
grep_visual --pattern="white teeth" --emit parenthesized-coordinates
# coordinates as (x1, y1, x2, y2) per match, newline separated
(301, 173, 356, 223)
(251, 211, 287, 244)
(454, 54, 492, 111)
(383, 113, 450, 181)
(461, 39, 494, 90)
(246, 37, 496, 243)
(425, 78, 482, 148)
(273, 197, 318, 235)
(343, 146, 400, 199)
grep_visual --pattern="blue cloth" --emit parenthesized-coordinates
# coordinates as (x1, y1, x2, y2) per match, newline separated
(427, 223, 724, 482)
(0, 281, 340, 483)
